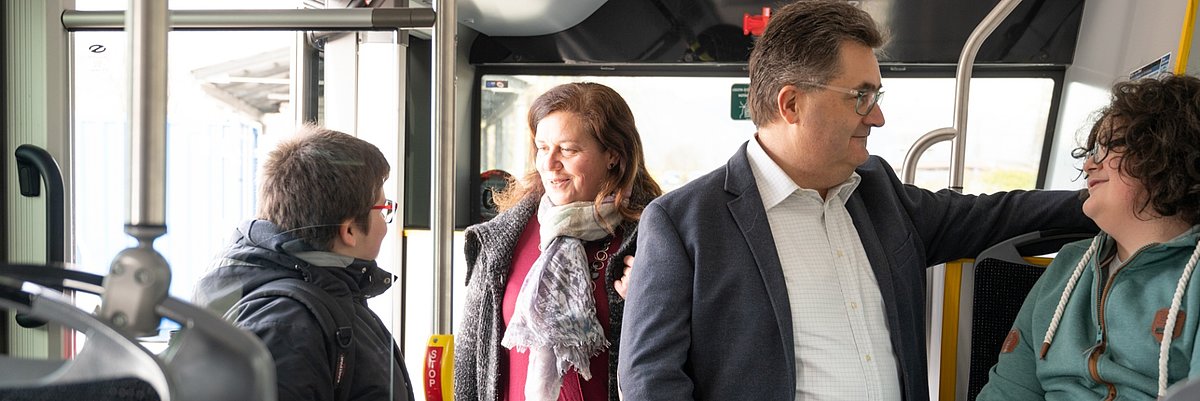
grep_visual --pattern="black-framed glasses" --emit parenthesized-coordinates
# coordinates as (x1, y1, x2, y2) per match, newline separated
(1084, 138, 1126, 164)
(370, 199, 397, 224)
(1083, 145, 1106, 164)
(802, 82, 884, 116)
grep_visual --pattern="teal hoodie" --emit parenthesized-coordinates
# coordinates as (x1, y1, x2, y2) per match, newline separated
(978, 226, 1200, 401)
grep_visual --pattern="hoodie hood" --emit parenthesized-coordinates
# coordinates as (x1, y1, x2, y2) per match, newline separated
(1090, 226, 1200, 272)
(194, 219, 395, 315)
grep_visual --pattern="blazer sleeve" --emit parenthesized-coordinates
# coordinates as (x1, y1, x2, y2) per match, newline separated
(903, 186, 1096, 265)
(618, 202, 697, 401)
(856, 157, 1097, 267)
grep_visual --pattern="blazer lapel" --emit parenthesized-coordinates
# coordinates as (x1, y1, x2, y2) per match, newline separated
(724, 142, 796, 384)
(846, 194, 899, 329)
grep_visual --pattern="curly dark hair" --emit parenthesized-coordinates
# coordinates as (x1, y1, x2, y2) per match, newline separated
(1072, 74, 1200, 224)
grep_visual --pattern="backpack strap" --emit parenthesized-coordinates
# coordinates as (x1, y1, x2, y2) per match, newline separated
(236, 278, 357, 401)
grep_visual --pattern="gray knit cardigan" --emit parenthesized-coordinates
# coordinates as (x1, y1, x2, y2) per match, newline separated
(455, 194, 641, 401)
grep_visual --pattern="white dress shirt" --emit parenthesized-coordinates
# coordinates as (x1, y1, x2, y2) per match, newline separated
(746, 138, 902, 401)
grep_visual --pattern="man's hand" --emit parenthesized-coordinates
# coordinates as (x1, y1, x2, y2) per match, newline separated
(614, 255, 635, 299)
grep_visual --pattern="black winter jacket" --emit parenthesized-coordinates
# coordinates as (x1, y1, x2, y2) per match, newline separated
(194, 220, 415, 401)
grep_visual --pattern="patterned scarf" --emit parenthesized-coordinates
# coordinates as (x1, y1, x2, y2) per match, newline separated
(501, 195, 622, 401)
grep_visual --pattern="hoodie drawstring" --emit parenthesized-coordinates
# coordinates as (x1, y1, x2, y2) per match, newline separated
(1041, 236, 1102, 359)
(1157, 239, 1200, 397)
(1039, 236, 1200, 398)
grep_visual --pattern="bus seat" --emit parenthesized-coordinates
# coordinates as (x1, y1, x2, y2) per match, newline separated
(960, 230, 1093, 401)
(0, 264, 276, 401)
(1164, 375, 1200, 400)
(0, 282, 168, 400)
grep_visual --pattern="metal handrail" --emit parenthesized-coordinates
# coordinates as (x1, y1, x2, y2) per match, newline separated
(97, 0, 170, 337)
(431, 0, 456, 334)
(948, 0, 1024, 192)
(62, 8, 435, 31)
(15, 145, 66, 266)
(901, 127, 957, 185)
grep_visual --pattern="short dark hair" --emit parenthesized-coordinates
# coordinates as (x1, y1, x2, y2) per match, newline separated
(1072, 74, 1200, 224)
(747, 0, 884, 127)
(258, 125, 390, 249)
(494, 82, 663, 225)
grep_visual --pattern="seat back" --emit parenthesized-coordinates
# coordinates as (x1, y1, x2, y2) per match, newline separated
(0, 265, 276, 401)
(0, 283, 169, 400)
(158, 297, 278, 400)
(964, 259, 1045, 401)
(1164, 375, 1200, 400)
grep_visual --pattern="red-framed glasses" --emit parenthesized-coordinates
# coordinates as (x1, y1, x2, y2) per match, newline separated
(371, 199, 397, 224)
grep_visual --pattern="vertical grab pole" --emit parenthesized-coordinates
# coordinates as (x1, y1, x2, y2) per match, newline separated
(98, 0, 172, 337)
(431, 0, 455, 343)
(1175, 0, 1199, 75)
(948, 0, 1023, 193)
(934, 2, 1023, 400)
(427, 0, 456, 399)
(124, 0, 168, 228)
(291, 30, 319, 124)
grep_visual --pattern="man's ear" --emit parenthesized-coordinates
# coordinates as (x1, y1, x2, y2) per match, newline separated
(336, 219, 357, 248)
(776, 85, 804, 124)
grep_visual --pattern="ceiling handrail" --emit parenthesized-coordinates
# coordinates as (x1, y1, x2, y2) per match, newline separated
(948, 0, 1024, 193)
(62, 8, 435, 31)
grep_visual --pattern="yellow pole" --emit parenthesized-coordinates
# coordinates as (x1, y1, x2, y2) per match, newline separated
(940, 261, 965, 401)
(1175, 0, 1199, 74)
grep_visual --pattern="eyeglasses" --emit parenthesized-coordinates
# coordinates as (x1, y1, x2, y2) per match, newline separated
(1083, 145, 1106, 164)
(1084, 138, 1126, 164)
(802, 82, 884, 116)
(370, 199, 397, 224)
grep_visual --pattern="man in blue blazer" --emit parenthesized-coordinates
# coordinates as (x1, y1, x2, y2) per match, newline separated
(617, 1, 1095, 400)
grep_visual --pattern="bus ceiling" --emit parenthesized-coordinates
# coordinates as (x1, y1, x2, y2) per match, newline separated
(463, 0, 1086, 66)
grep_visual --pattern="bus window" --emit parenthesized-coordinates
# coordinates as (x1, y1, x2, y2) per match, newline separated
(871, 76, 1057, 193)
(477, 72, 1058, 201)
(480, 74, 756, 195)
(72, 0, 301, 350)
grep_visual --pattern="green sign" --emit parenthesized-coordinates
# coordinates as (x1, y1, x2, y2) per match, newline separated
(730, 83, 751, 120)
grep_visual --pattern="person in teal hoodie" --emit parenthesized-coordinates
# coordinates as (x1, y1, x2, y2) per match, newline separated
(978, 74, 1200, 400)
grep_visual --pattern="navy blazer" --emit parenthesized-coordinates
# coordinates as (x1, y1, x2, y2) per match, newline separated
(618, 143, 1095, 401)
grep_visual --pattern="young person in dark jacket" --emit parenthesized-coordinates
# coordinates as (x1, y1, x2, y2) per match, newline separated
(193, 125, 414, 401)
(455, 82, 662, 401)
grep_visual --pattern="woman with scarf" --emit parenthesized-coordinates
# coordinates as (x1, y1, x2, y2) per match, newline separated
(455, 82, 663, 401)
(978, 74, 1200, 400)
